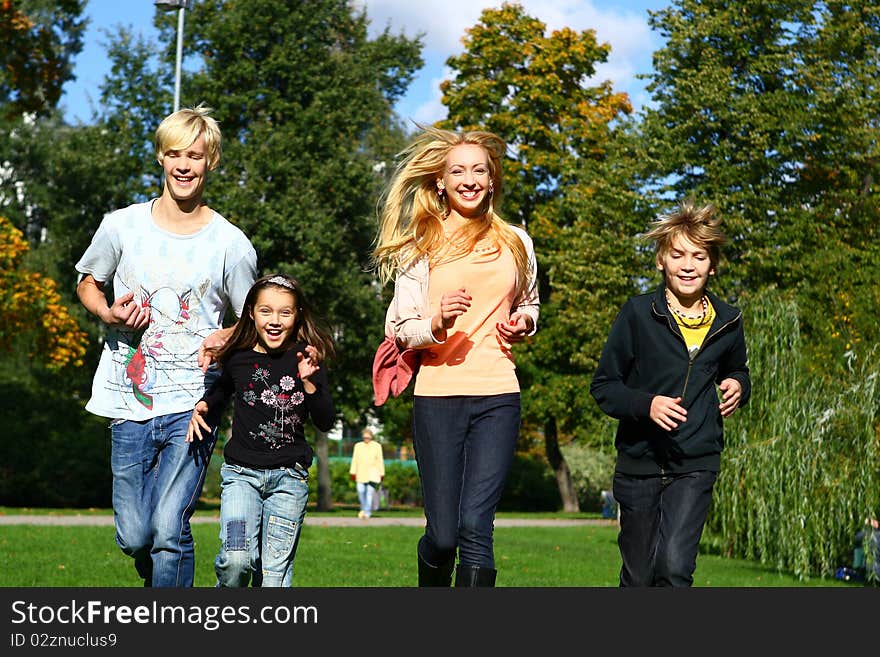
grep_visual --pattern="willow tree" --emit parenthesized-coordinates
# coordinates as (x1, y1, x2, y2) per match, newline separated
(439, 2, 645, 510)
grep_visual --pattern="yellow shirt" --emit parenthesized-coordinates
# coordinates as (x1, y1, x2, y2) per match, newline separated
(672, 299, 716, 358)
(414, 239, 519, 396)
(349, 440, 385, 484)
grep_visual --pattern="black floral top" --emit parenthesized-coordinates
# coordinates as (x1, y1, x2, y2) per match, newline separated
(201, 344, 335, 470)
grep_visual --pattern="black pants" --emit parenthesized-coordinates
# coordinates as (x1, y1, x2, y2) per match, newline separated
(613, 469, 717, 587)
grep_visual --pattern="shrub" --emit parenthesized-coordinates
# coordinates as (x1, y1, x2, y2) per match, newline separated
(560, 444, 616, 513)
(498, 453, 561, 511)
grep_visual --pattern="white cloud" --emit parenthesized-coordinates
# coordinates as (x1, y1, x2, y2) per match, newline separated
(360, 0, 658, 61)
(357, 0, 662, 117)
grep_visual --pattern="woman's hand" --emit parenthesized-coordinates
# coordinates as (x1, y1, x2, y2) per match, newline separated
(497, 312, 533, 344)
(432, 287, 471, 336)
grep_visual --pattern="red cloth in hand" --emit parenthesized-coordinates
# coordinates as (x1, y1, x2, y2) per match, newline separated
(372, 334, 421, 406)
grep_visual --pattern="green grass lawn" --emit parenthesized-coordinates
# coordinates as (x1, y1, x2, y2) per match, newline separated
(0, 521, 855, 587)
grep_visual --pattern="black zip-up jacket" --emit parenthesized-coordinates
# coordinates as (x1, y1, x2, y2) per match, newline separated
(590, 284, 750, 475)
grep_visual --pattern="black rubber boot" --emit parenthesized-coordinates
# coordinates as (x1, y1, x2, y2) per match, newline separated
(454, 564, 497, 587)
(418, 552, 454, 587)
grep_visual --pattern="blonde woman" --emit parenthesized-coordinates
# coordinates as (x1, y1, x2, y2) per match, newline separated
(373, 126, 539, 587)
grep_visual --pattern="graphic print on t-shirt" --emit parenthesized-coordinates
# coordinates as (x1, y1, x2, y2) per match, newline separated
(119, 276, 210, 410)
(241, 364, 304, 449)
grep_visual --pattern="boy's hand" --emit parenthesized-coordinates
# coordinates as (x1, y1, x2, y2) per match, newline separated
(107, 292, 150, 330)
(187, 401, 211, 442)
(198, 326, 234, 372)
(718, 378, 742, 417)
(650, 395, 687, 430)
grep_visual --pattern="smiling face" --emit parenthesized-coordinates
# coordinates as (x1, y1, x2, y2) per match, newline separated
(160, 133, 208, 206)
(249, 286, 298, 353)
(657, 232, 714, 304)
(437, 143, 493, 220)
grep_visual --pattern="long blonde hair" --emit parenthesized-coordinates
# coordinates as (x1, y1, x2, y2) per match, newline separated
(372, 126, 532, 302)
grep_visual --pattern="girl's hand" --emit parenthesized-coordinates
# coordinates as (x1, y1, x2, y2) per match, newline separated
(650, 395, 687, 430)
(718, 378, 742, 417)
(187, 401, 211, 442)
(298, 345, 320, 393)
(496, 312, 533, 344)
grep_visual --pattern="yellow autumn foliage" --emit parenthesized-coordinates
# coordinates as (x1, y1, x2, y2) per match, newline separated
(0, 216, 87, 369)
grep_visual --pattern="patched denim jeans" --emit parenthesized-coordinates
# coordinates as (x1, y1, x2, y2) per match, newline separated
(412, 393, 520, 569)
(110, 411, 216, 587)
(613, 469, 718, 587)
(214, 462, 309, 587)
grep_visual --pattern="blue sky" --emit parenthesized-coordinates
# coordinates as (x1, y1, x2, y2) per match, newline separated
(60, 0, 669, 125)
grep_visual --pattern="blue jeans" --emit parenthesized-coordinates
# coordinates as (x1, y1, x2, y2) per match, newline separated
(110, 411, 216, 587)
(356, 482, 375, 517)
(214, 462, 309, 587)
(412, 393, 520, 569)
(613, 469, 718, 587)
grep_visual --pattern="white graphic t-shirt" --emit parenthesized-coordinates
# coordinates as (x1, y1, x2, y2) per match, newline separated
(75, 200, 257, 421)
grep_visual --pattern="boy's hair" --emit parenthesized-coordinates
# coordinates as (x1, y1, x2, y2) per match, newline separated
(644, 199, 727, 273)
(211, 273, 336, 365)
(155, 103, 222, 170)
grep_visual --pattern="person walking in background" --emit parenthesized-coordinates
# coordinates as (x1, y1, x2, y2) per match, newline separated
(75, 105, 257, 587)
(372, 126, 540, 587)
(590, 200, 750, 587)
(187, 273, 336, 587)
(349, 428, 385, 519)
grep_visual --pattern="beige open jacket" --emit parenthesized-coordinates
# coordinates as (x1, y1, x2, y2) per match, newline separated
(383, 224, 540, 350)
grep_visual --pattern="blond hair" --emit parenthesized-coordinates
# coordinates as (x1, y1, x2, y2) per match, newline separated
(644, 199, 727, 273)
(155, 103, 222, 170)
(372, 126, 531, 303)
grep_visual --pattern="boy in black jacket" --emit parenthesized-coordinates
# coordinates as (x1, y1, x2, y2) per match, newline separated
(590, 200, 750, 587)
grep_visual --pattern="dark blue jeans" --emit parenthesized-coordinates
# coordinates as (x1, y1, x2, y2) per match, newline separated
(412, 393, 520, 569)
(613, 469, 717, 587)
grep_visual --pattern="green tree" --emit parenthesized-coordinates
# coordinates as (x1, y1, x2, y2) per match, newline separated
(640, 0, 880, 370)
(0, 0, 86, 118)
(177, 0, 422, 508)
(440, 2, 641, 510)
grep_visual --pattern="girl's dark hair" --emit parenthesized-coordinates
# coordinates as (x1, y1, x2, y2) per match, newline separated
(211, 273, 336, 364)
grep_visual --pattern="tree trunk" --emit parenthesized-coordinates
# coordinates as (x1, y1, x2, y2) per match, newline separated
(315, 428, 333, 511)
(544, 417, 580, 512)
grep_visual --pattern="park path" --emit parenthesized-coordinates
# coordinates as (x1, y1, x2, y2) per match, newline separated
(0, 514, 614, 528)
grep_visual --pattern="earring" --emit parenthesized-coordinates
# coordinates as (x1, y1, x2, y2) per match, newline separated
(437, 185, 445, 198)
(488, 182, 494, 195)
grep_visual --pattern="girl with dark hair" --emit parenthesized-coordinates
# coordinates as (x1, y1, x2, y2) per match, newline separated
(187, 273, 336, 587)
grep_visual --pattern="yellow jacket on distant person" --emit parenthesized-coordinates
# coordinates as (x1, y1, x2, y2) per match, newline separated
(350, 440, 385, 484)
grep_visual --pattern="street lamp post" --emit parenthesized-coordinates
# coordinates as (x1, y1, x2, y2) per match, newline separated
(154, 0, 193, 112)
